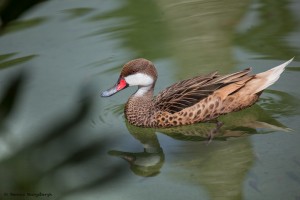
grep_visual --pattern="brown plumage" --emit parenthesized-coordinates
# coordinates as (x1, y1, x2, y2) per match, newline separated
(101, 58, 293, 128)
(154, 68, 251, 114)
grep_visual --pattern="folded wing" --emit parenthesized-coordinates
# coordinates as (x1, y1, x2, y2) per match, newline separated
(154, 68, 252, 114)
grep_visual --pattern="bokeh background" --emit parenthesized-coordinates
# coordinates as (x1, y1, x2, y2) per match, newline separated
(0, 0, 300, 200)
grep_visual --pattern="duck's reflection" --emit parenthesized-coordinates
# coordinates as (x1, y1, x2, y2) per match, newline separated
(108, 103, 290, 177)
(109, 125, 164, 177)
(107, 103, 291, 199)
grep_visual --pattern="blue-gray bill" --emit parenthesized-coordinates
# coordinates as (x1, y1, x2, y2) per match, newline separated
(101, 86, 118, 97)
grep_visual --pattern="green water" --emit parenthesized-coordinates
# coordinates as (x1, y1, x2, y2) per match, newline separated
(0, 0, 300, 200)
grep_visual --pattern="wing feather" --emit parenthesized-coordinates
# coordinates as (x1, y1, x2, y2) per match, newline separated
(154, 68, 251, 113)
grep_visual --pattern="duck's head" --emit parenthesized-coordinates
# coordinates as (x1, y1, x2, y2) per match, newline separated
(101, 58, 157, 97)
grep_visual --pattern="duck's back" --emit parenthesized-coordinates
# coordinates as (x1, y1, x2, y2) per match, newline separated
(153, 68, 259, 127)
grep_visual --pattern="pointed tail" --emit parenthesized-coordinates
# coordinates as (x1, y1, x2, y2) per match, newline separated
(251, 58, 294, 93)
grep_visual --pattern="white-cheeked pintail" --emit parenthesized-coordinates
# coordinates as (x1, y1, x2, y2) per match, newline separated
(101, 58, 293, 128)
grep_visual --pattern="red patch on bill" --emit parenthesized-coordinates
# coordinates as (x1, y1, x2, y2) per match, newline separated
(116, 78, 127, 91)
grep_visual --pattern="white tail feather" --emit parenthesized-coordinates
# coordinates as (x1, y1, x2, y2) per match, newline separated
(252, 58, 294, 93)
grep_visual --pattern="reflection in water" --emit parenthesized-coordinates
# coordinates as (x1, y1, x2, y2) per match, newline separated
(157, 0, 251, 77)
(108, 104, 290, 198)
(109, 124, 164, 177)
(0, 73, 127, 199)
(171, 137, 254, 200)
(88, 0, 171, 60)
(235, 0, 300, 60)
(109, 105, 289, 199)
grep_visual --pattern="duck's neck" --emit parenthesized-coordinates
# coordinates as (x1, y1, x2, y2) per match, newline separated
(125, 85, 155, 127)
(133, 85, 154, 97)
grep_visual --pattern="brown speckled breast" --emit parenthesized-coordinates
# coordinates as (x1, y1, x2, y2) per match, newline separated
(125, 96, 157, 127)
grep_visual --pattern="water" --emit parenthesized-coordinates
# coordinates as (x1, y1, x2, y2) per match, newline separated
(0, 0, 300, 199)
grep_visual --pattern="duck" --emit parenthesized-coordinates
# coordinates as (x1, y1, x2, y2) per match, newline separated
(101, 58, 293, 128)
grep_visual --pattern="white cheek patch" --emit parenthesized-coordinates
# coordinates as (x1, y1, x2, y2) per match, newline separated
(124, 73, 154, 86)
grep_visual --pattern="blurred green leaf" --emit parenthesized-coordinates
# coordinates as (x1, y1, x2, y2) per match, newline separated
(0, 54, 37, 69)
(0, 52, 17, 62)
(1, 17, 47, 35)
(62, 7, 94, 19)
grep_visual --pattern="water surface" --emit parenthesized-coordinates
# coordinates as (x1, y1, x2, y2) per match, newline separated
(0, 0, 300, 200)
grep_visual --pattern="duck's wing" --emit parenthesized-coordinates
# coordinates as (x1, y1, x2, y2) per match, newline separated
(154, 68, 252, 114)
